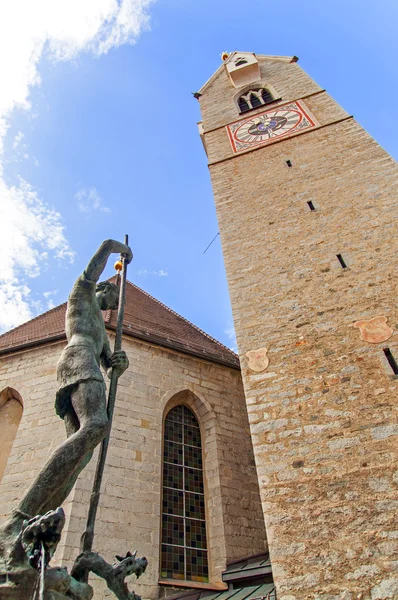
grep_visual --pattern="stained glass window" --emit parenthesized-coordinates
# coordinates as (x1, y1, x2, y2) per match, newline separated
(161, 405, 209, 583)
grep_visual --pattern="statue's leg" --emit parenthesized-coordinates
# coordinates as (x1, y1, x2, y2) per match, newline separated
(0, 412, 82, 558)
(39, 407, 94, 514)
(17, 380, 109, 518)
(65, 405, 80, 436)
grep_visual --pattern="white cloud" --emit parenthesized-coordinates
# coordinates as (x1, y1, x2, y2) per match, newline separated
(225, 325, 238, 353)
(43, 289, 58, 298)
(42, 289, 58, 311)
(137, 267, 168, 277)
(0, 0, 154, 144)
(0, 178, 74, 332)
(75, 187, 111, 214)
(13, 131, 24, 150)
(0, 0, 154, 333)
(11, 131, 29, 164)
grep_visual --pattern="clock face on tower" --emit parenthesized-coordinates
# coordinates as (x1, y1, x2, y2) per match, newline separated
(226, 100, 317, 153)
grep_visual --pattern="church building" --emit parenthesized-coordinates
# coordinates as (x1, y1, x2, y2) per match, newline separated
(0, 278, 268, 599)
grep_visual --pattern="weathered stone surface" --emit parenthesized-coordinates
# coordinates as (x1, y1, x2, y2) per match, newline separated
(370, 577, 398, 599)
(245, 348, 269, 372)
(353, 316, 393, 344)
(199, 55, 398, 598)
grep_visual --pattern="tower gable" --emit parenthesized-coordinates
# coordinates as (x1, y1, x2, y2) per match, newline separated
(198, 54, 320, 134)
(0, 280, 239, 369)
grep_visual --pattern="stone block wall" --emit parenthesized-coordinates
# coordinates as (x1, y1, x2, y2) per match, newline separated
(0, 335, 266, 599)
(200, 56, 398, 599)
(0, 343, 64, 519)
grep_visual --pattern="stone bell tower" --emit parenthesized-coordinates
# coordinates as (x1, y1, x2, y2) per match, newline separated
(197, 52, 398, 599)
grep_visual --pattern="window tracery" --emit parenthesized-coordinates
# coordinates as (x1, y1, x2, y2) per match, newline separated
(160, 405, 208, 582)
(237, 87, 275, 113)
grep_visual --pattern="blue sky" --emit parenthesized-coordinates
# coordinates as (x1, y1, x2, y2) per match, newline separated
(1, 0, 397, 350)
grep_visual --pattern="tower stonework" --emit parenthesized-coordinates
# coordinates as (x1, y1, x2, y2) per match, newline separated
(197, 53, 398, 599)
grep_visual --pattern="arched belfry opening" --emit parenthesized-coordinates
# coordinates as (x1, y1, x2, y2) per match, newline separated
(0, 387, 23, 483)
(160, 403, 208, 583)
(235, 85, 277, 113)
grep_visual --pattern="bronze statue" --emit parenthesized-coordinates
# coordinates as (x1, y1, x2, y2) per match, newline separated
(0, 240, 147, 600)
(20, 239, 133, 518)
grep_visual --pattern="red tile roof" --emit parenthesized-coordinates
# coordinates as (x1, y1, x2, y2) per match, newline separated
(0, 280, 239, 370)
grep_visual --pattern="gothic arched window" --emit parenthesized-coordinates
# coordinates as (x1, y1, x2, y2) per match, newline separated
(161, 405, 208, 582)
(250, 93, 262, 109)
(238, 97, 250, 113)
(261, 88, 273, 104)
(0, 388, 23, 483)
(237, 87, 275, 113)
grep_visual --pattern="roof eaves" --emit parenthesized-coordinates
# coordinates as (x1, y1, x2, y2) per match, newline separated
(0, 280, 240, 369)
(125, 281, 238, 362)
(223, 51, 297, 65)
(105, 323, 240, 370)
(0, 303, 66, 344)
(0, 327, 240, 370)
(0, 333, 66, 356)
(255, 54, 298, 63)
(226, 552, 270, 568)
(167, 584, 276, 600)
(222, 565, 272, 582)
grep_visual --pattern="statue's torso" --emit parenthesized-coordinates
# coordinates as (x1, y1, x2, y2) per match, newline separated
(65, 273, 106, 359)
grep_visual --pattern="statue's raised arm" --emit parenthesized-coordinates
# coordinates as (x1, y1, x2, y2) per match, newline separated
(85, 239, 133, 283)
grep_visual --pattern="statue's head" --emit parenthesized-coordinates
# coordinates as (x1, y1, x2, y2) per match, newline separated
(96, 281, 120, 311)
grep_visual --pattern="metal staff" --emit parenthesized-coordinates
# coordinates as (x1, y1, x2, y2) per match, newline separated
(80, 234, 130, 561)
